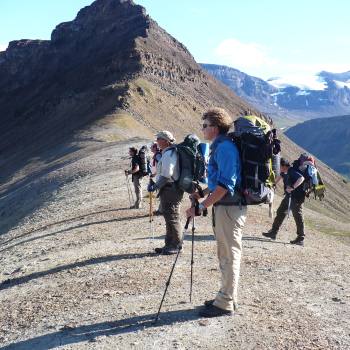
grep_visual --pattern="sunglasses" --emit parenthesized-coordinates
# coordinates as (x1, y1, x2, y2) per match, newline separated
(202, 123, 213, 129)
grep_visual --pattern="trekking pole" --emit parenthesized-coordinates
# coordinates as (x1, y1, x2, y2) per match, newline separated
(189, 214, 195, 303)
(125, 174, 132, 207)
(287, 193, 292, 220)
(154, 217, 191, 324)
(149, 189, 154, 242)
(126, 174, 135, 203)
(269, 188, 275, 219)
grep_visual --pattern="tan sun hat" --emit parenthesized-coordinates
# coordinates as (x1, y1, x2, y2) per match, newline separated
(156, 130, 175, 143)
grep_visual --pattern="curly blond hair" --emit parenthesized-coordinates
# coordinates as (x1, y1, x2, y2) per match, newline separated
(202, 107, 233, 134)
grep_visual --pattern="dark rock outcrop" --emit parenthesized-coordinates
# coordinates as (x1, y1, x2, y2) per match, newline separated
(0, 0, 255, 151)
(0, 0, 258, 194)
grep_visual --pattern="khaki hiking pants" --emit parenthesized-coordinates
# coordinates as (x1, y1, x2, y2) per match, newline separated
(159, 185, 184, 248)
(212, 204, 247, 311)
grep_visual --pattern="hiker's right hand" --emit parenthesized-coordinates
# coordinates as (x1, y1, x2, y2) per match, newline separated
(189, 192, 201, 201)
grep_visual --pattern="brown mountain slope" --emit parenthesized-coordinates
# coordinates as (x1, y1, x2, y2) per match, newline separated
(0, 0, 259, 195)
(0, 1, 349, 348)
(0, 0, 349, 230)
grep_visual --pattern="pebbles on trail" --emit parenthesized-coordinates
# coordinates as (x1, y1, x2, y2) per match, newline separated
(0, 141, 349, 349)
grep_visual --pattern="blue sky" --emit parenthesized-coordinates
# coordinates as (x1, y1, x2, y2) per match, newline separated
(1, 0, 349, 85)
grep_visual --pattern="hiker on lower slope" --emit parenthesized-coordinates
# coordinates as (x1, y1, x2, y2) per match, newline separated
(186, 108, 247, 318)
(262, 157, 306, 246)
(148, 131, 184, 255)
(125, 147, 143, 209)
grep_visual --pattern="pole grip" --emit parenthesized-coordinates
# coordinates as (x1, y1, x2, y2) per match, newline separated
(184, 217, 191, 230)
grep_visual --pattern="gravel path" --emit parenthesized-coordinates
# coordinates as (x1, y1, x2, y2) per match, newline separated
(1, 141, 349, 349)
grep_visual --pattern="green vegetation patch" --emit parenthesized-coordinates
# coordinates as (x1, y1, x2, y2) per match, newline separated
(305, 218, 350, 237)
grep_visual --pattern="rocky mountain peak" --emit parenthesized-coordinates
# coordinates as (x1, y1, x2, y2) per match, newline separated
(0, 0, 257, 191)
(0, 0, 151, 96)
(51, 0, 148, 45)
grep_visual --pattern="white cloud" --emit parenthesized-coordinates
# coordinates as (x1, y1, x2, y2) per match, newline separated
(282, 62, 350, 75)
(0, 43, 8, 52)
(211, 37, 350, 83)
(214, 38, 277, 71)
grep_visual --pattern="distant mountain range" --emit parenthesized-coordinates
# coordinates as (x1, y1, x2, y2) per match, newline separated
(285, 115, 350, 178)
(201, 64, 350, 127)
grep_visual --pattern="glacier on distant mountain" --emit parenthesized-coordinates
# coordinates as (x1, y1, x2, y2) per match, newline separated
(267, 74, 327, 91)
(334, 80, 350, 89)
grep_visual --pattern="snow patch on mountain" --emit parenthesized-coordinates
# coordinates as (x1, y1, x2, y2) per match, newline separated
(267, 74, 327, 91)
(296, 90, 310, 96)
(334, 80, 350, 89)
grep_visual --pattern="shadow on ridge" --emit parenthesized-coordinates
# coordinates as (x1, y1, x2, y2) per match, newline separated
(243, 235, 289, 245)
(0, 308, 200, 350)
(0, 252, 157, 291)
(0, 213, 149, 253)
(0, 207, 130, 246)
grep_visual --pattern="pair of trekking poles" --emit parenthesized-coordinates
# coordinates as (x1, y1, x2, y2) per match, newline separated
(153, 199, 198, 324)
(125, 174, 197, 323)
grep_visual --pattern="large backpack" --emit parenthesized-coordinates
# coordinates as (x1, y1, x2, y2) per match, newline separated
(170, 134, 208, 193)
(293, 153, 326, 200)
(229, 115, 281, 205)
(138, 146, 151, 177)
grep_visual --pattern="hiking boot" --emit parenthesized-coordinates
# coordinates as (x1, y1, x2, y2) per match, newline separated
(262, 230, 277, 240)
(153, 210, 163, 216)
(154, 246, 167, 254)
(154, 246, 181, 255)
(204, 299, 215, 307)
(199, 305, 233, 318)
(290, 237, 304, 246)
(204, 299, 238, 311)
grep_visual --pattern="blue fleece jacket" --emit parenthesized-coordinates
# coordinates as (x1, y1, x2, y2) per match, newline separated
(208, 135, 241, 202)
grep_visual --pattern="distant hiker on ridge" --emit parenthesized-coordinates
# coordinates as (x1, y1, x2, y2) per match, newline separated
(262, 157, 306, 246)
(186, 108, 247, 318)
(148, 131, 183, 255)
(125, 147, 143, 209)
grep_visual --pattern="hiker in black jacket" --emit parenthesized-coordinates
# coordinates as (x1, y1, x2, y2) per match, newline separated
(262, 158, 306, 246)
(125, 147, 143, 209)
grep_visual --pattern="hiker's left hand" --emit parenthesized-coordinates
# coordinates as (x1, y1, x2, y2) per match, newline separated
(186, 207, 196, 218)
(147, 183, 157, 192)
(286, 186, 293, 193)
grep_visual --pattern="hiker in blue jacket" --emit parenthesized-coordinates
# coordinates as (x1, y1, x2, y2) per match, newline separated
(186, 107, 247, 318)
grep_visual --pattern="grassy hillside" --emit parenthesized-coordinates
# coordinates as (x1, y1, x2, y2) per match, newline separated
(285, 115, 350, 178)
